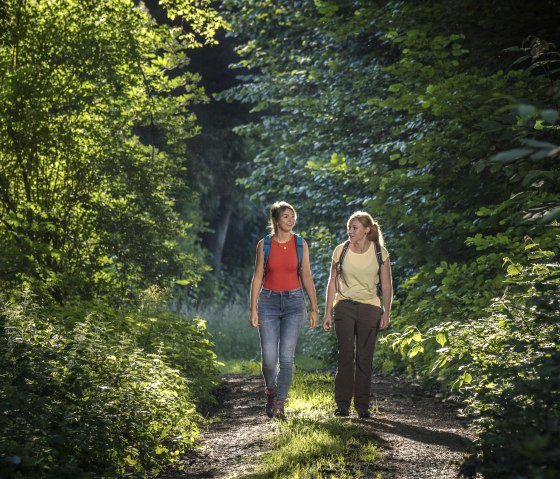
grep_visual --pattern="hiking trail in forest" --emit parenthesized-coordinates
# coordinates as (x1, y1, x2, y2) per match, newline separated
(159, 373, 475, 479)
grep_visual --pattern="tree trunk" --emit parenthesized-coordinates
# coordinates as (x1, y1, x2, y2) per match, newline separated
(212, 203, 233, 273)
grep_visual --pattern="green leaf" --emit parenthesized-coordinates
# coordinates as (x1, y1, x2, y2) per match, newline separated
(408, 343, 424, 358)
(520, 138, 557, 150)
(490, 148, 533, 163)
(507, 263, 523, 276)
(517, 104, 537, 119)
(436, 332, 447, 347)
(540, 109, 559, 124)
(540, 206, 560, 224)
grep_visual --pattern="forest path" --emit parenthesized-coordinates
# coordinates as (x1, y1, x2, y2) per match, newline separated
(159, 373, 475, 479)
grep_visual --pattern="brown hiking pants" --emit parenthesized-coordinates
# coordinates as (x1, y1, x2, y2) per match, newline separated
(333, 300, 381, 412)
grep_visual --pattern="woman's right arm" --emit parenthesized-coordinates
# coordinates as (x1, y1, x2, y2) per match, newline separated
(249, 239, 265, 328)
(322, 259, 338, 331)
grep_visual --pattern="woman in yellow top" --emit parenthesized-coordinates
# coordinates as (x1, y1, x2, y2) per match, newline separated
(322, 211, 393, 418)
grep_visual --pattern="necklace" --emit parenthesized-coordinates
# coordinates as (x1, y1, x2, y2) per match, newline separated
(275, 235, 292, 250)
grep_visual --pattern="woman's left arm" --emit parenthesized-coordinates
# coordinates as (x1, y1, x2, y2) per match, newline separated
(300, 239, 319, 328)
(379, 258, 393, 330)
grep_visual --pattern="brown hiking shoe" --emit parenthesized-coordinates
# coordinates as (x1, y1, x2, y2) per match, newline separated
(265, 386, 277, 418)
(273, 399, 286, 421)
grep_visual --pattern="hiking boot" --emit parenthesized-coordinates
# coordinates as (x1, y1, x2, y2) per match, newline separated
(265, 386, 277, 418)
(334, 407, 349, 417)
(357, 410, 371, 419)
(273, 399, 286, 421)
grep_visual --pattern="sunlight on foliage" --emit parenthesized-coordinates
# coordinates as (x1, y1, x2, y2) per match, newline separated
(0, 290, 220, 478)
(382, 243, 560, 477)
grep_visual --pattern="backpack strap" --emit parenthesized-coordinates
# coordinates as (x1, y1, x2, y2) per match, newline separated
(373, 241, 383, 268)
(262, 234, 272, 280)
(295, 233, 303, 277)
(335, 240, 351, 292)
(373, 241, 383, 298)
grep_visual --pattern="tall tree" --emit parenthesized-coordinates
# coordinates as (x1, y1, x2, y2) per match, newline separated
(0, 0, 225, 303)
(186, 32, 258, 277)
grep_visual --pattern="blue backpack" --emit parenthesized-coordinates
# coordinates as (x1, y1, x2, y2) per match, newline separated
(263, 234, 304, 279)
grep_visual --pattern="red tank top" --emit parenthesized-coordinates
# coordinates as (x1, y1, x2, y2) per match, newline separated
(263, 236, 301, 291)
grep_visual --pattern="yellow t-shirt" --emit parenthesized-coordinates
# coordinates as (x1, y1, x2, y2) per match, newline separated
(333, 241, 389, 307)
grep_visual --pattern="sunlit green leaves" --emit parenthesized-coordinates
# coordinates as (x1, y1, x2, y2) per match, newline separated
(0, 291, 220, 477)
(0, 0, 222, 301)
(436, 332, 447, 347)
(453, 370, 473, 389)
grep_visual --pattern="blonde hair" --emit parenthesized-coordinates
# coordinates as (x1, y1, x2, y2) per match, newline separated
(268, 201, 297, 236)
(347, 211, 384, 246)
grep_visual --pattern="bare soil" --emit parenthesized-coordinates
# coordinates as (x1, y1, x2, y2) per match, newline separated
(159, 373, 475, 479)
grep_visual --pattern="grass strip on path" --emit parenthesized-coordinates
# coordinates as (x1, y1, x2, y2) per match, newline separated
(245, 369, 383, 479)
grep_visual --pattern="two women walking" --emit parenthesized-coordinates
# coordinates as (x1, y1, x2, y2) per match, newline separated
(250, 203, 393, 420)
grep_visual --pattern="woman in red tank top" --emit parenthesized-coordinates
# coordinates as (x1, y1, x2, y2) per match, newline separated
(249, 201, 319, 420)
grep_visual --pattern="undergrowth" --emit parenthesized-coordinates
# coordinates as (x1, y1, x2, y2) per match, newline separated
(0, 290, 220, 478)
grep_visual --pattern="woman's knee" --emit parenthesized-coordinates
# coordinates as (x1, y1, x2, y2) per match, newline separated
(262, 361, 277, 377)
(278, 351, 295, 369)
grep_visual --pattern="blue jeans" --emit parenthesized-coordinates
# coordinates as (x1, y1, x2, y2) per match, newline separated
(258, 287, 305, 401)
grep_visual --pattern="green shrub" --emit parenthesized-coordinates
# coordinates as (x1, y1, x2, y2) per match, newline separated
(50, 289, 222, 408)
(458, 248, 560, 478)
(0, 291, 218, 478)
(463, 349, 560, 478)
(385, 245, 560, 478)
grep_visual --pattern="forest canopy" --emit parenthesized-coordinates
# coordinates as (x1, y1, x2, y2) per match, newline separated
(0, 0, 227, 303)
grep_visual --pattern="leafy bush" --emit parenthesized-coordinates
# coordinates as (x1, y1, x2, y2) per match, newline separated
(0, 290, 220, 478)
(457, 248, 559, 478)
(386, 244, 560, 478)
(464, 349, 560, 478)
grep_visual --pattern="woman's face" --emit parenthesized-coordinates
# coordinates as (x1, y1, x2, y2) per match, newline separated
(347, 219, 370, 242)
(276, 208, 296, 233)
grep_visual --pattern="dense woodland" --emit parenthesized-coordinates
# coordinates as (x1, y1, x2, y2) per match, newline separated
(1, 0, 559, 478)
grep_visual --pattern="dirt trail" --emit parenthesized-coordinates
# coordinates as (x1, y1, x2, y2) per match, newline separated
(159, 373, 474, 479)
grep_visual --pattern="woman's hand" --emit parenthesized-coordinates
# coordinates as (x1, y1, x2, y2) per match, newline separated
(250, 310, 259, 328)
(379, 311, 390, 330)
(322, 312, 332, 331)
(309, 310, 319, 328)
